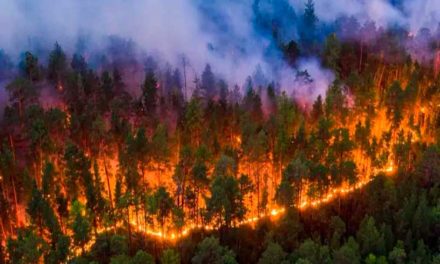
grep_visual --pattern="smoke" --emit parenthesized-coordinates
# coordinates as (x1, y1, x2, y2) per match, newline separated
(0, 0, 438, 109)
(0, 0, 271, 84)
(401, 0, 440, 32)
(279, 58, 334, 107)
(293, 0, 439, 31)
(292, 0, 404, 27)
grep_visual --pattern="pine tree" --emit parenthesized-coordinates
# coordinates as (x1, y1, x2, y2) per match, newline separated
(300, 0, 318, 50)
(47, 42, 67, 84)
(141, 71, 158, 115)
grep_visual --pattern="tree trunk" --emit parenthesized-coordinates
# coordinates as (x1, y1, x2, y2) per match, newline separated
(18, 99, 23, 123)
(135, 201, 140, 227)
(195, 186, 199, 225)
(7, 134, 20, 227)
(378, 65, 385, 97)
(127, 207, 132, 252)
(0, 218, 5, 242)
(144, 203, 148, 232)
(338, 196, 341, 216)
(141, 164, 146, 191)
(11, 176, 20, 227)
(359, 42, 363, 72)
(38, 145, 43, 187)
(156, 163, 162, 186)
(93, 217, 98, 238)
(256, 169, 260, 217)
(0, 177, 6, 202)
(181, 173, 187, 210)
(161, 216, 165, 239)
(9, 134, 16, 162)
(103, 156, 113, 210)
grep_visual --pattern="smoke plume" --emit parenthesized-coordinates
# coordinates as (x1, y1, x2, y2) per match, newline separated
(0, 0, 438, 108)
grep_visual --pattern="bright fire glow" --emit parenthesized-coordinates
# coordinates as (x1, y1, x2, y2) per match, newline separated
(118, 177, 376, 242)
(385, 161, 395, 173)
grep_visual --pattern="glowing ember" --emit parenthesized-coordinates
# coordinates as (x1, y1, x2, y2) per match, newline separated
(385, 162, 395, 173)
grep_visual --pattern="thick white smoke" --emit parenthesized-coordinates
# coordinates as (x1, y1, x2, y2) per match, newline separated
(0, 0, 438, 107)
(291, 0, 439, 31)
(0, 0, 271, 86)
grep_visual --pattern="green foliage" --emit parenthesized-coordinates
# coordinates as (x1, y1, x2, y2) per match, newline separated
(385, 81, 405, 128)
(151, 123, 170, 168)
(323, 33, 341, 73)
(205, 174, 246, 227)
(6, 77, 37, 115)
(388, 241, 406, 264)
(300, 0, 318, 48)
(41, 161, 56, 197)
(48, 42, 67, 82)
(26, 180, 62, 238)
(329, 216, 346, 249)
(110, 254, 131, 264)
(274, 209, 303, 251)
(201, 64, 216, 98)
(148, 187, 174, 228)
(110, 235, 129, 256)
(161, 249, 180, 264)
(142, 70, 158, 113)
(71, 53, 87, 73)
(192, 237, 237, 264)
(214, 154, 237, 178)
(258, 242, 287, 264)
(64, 143, 93, 200)
(7, 228, 46, 264)
(69, 200, 91, 251)
(356, 216, 385, 256)
(276, 156, 309, 207)
(416, 145, 440, 187)
(19, 51, 41, 81)
(131, 250, 154, 264)
(295, 239, 331, 264)
(333, 237, 361, 264)
(325, 81, 347, 122)
(364, 254, 388, 264)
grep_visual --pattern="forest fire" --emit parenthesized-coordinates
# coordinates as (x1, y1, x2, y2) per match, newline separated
(105, 165, 384, 243)
(1, 0, 440, 263)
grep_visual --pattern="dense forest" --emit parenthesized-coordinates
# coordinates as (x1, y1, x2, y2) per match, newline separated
(0, 0, 439, 263)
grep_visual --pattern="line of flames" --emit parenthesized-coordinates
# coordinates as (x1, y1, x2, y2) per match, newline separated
(79, 163, 394, 257)
(127, 164, 395, 242)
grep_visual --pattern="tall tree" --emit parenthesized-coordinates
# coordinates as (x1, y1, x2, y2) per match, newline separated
(141, 70, 158, 116)
(323, 33, 341, 74)
(47, 42, 67, 86)
(148, 187, 174, 233)
(151, 123, 170, 185)
(201, 64, 216, 99)
(276, 156, 309, 207)
(69, 200, 91, 254)
(71, 53, 87, 74)
(19, 52, 41, 82)
(299, 0, 318, 51)
(6, 78, 38, 119)
(205, 174, 246, 228)
(63, 143, 93, 201)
